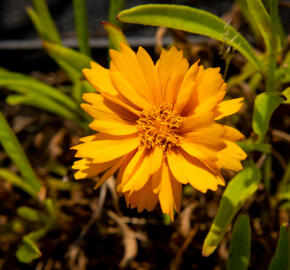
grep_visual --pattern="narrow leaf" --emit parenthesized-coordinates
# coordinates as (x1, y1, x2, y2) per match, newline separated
(237, 140, 271, 154)
(269, 224, 289, 270)
(252, 93, 283, 143)
(0, 169, 38, 199)
(118, 4, 262, 70)
(16, 238, 42, 263)
(73, 0, 91, 56)
(28, 0, 61, 44)
(0, 113, 41, 192)
(17, 207, 42, 222)
(245, 0, 273, 52)
(227, 214, 251, 270)
(43, 42, 91, 74)
(102, 21, 129, 51)
(0, 70, 79, 112)
(202, 161, 261, 256)
(6, 94, 83, 126)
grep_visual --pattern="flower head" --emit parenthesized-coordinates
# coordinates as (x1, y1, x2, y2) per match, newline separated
(72, 44, 247, 220)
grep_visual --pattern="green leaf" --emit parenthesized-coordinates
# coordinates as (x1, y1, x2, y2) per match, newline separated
(269, 224, 289, 270)
(6, 94, 83, 126)
(234, 0, 263, 43)
(109, 0, 126, 28)
(227, 214, 251, 270)
(73, 0, 91, 56)
(16, 238, 42, 263)
(16, 228, 48, 263)
(237, 140, 271, 154)
(0, 113, 41, 192)
(202, 161, 261, 256)
(118, 4, 262, 70)
(17, 207, 42, 222)
(102, 21, 129, 51)
(245, 0, 273, 52)
(27, 0, 61, 44)
(0, 70, 79, 112)
(0, 169, 38, 199)
(252, 93, 283, 143)
(43, 42, 91, 75)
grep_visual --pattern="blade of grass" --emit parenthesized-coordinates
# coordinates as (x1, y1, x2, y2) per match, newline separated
(28, 0, 61, 44)
(73, 0, 91, 57)
(0, 113, 41, 192)
(43, 42, 91, 74)
(0, 71, 79, 112)
(0, 169, 38, 199)
(118, 4, 262, 71)
(6, 94, 84, 127)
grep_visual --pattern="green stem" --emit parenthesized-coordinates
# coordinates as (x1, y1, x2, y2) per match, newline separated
(73, 0, 91, 56)
(265, 0, 278, 92)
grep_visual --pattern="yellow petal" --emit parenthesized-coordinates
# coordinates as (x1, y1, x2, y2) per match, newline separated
(223, 125, 245, 141)
(93, 157, 124, 189)
(72, 158, 117, 179)
(158, 162, 175, 221)
(217, 141, 247, 171)
(109, 70, 150, 109)
(180, 140, 219, 161)
(72, 134, 139, 163)
(214, 98, 244, 120)
(122, 147, 163, 193)
(109, 43, 153, 103)
(180, 111, 214, 133)
(167, 150, 220, 192)
(124, 178, 159, 212)
(136, 46, 161, 105)
(89, 119, 138, 136)
(82, 64, 117, 95)
(183, 124, 226, 149)
(174, 60, 200, 113)
(156, 47, 188, 102)
(102, 92, 141, 117)
(82, 93, 138, 122)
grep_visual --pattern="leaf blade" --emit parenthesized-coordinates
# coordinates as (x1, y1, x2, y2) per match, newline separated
(118, 4, 262, 70)
(227, 214, 251, 270)
(202, 161, 261, 256)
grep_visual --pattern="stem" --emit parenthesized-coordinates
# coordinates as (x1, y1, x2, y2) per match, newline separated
(265, 0, 278, 92)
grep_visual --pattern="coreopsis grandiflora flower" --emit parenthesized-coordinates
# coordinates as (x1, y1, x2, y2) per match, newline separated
(72, 44, 247, 220)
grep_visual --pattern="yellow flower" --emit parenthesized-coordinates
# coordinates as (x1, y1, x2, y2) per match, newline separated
(72, 44, 247, 220)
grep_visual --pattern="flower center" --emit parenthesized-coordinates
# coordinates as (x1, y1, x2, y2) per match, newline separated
(136, 104, 184, 152)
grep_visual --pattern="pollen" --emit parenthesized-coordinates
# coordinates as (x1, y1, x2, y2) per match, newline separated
(136, 104, 184, 152)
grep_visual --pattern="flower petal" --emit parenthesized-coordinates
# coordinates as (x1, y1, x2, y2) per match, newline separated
(72, 158, 118, 179)
(124, 178, 159, 212)
(83, 62, 117, 95)
(136, 46, 161, 105)
(93, 157, 124, 189)
(217, 141, 247, 171)
(109, 43, 153, 103)
(109, 70, 150, 109)
(223, 125, 245, 141)
(214, 98, 244, 120)
(158, 162, 176, 221)
(72, 134, 139, 163)
(167, 150, 221, 192)
(122, 147, 163, 193)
